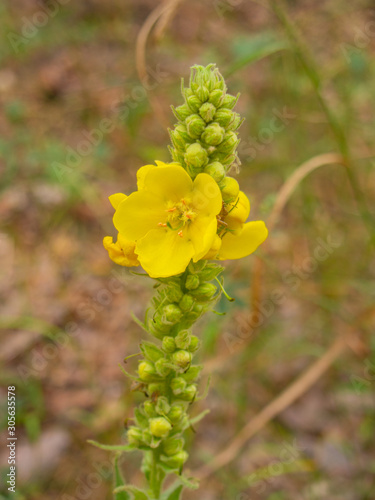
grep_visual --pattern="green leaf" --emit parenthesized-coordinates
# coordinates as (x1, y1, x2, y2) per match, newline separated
(226, 31, 289, 76)
(113, 485, 150, 500)
(161, 483, 183, 500)
(87, 440, 135, 452)
(114, 455, 130, 500)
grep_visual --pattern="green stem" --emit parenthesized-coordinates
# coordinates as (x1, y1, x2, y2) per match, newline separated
(150, 449, 160, 499)
(270, 0, 375, 246)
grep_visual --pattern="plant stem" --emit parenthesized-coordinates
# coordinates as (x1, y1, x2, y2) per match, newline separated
(150, 450, 160, 499)
(270, 0, 375, 246)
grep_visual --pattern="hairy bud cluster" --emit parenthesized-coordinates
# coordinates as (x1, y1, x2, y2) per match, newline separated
(125, 260, 223, 474)
(169, 64, 243, 196)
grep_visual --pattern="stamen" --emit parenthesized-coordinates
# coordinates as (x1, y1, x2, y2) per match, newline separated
(178, 230, 183, 237)
(166, 207, 177, 212)
(158, 222, 167, 227)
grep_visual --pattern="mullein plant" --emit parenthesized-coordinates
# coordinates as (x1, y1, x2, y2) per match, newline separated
(94, 64, 268, 499)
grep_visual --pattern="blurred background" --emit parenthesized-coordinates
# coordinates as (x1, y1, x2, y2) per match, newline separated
(1, 0, 375, 499)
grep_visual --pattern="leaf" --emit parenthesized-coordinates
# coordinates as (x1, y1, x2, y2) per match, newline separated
(161, 483, 183, 500)
(113, 485, 150, 500)
(114, 455, 130, 500)
(225, 31, 289, 76)
(87, 440, 135, 452)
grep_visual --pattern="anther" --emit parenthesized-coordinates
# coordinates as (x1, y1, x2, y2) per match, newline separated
(158, 222, 167, 227)
(178, 230, 183, 237)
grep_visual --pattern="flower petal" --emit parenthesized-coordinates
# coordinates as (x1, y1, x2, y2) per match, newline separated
(103, 235, 139, 267)
(143, 165, 193, 202)
(192, 173, 222, 218)
(113, 190, 166, 240)
(136, 228, 194, 278)
(218, 221, 268, 260)
(137, 165, 156, 190)
(109, 193, 127, 210)
(188, 217, 218, 261)
(226, 191, 250, 232)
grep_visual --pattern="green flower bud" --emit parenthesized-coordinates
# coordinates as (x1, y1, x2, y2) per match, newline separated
(220, 93, 239, 109)
(189, 283, 217, 300)
(196, 85, 210, 102)
(179, 384, 197, 402)
(140, 342, 164, 363)
(171, 377, 187, 395)
(143, 400, 157, 418)
(226, 113, 242, 131)
(163, 437, 184, 457)
(204, 161, 226, 184)
(201, 122, 225, 146)
(184, 143, 208, 172)
(148, 382, 167, 397)
(186, 95, 201, 113)
(162, 336, 176, 353)
(172, 104, 191, 121)
(149, 417, 172, 438)
(208, 89, 225, 107)
(182, 365, 202, 383)
(175, 329, 191, 350)
(155, 396, 170, 416)
(167, 403, 185, 423)
(138, 360, 159, 382)
(142, 429, 153, 446)
(199, 102, 216, 122)
(217, 131, 239, 154)
(214, 108, 236, 129)
(134, 408, 148, 428)
(198, 263, 224, 281)
(170, 125, 191, 152)
(155, 357, 171, 377)
(188, 260, 206, 273)
(163, 304, 183, 324)
(172, 350, 192, 369)
(188, 335, 200, 352)
(161, 450, 189, 469)
(179, 293, 195, 312)
(185, 274, 200, 290)
(221, 176, 240, 203)
(127, 426, 143, 446)
(185, 114, 206, 139)
(164, 282, 184, 302)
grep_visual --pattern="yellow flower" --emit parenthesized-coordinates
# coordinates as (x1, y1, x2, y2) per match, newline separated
(205, 191, 268, 260)
(103, 234, 139, 267)
(110, 162, 222, 278)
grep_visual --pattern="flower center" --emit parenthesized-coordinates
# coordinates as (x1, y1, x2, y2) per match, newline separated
(158, 199, 197, 237)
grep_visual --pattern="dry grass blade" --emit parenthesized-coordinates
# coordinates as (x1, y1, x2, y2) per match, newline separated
(196, 335, 348, 480)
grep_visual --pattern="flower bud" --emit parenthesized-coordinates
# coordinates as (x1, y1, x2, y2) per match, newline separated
(214, 108, 235, 128)
(208, 89, 225, 107)
(196, 85, 210, 102)
(155, 357, 171, 377)
(134, 408, 148, 428)
(199, 102, 216, 122)
(184, 143, 208, 172)
(188, 335, 200, 352)
(172, 350, 192, 369)
(149, 417, 172, 438)
(141, 429, 153, 446)
(138, 360, 159, 382)
(171, 377, 187, 395)
(188, 259, 206, 273)
(175, 330, 191, 350)
(163, 304, 183, 324)
(179, 293, 194, 312)
(127, 426, 143, 446)
(185, 114, 206, 139)
(170, 126, 191, 152)
(186, 95, 201, 113)
(161, 450, 189, 469)
(162, 336, 176, 353)
(189, 283, 217, 300)
(204, 161, 226, 184)
(198, 263, 224, 281)
(148, 382, 167, 396)
(217, 131, 239, 154)
(155, 396, 170, 415)
(185, 274, 200, 290)
(164, 282, 184, 302)
(226, 113, 242, 131)
(163, 437, 184, 457)
(143, 400, 157, 418)
(182, 364, 202, 383)
(167, 403, 185, 423)
(172, 104, 191, 121)
(140, 342, 164, 363)
(201, 122, 226, 146)
(179, 384, 197, 402)
(221, 176, 240, 203)
(220, 93, 239, 109)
